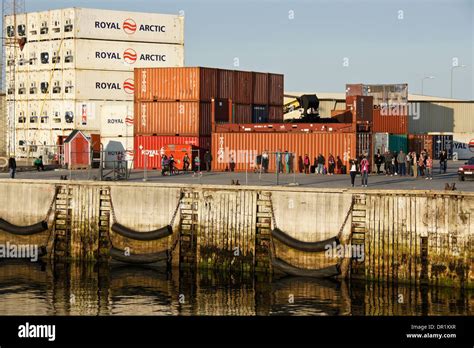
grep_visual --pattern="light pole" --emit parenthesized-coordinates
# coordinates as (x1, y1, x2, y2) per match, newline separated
(421, 76, 435, 95)
(450, 65, 466, 98)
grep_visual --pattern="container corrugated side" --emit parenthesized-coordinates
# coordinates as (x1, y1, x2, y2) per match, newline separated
(452, 133, 474, 160)
(134, 101, 212, 136)
(134, 135, 211, 169)
(373, 108, 408, 134)
(268, 106, 283, 122)
(212, 132, 355, 172)
(388, 134, 408, 154)
(269, 73, 284, 106)
(233, 70, 253, 104)
(432, 134, 454, 160)
(253, 72, 269, 105)
(217, 69, 234, 100)
(135, 67, 217, 102)
(72, 8, 184, 44)
(232, 104, 252, 124)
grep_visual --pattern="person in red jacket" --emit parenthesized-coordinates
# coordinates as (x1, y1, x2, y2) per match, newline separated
(360, 155, 370, 187)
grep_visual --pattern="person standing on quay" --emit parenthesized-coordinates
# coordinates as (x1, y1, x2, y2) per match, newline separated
(412, 152, 418, 178)
(284, 151, 291, 174)
(374, 150, 383, 174)
(204, 151, 212, 172)
(397, 150, 406, 176)
(8, 156, 16, 179)
(328, 153, 335, 175)
(425, 155, 433, 180)
(439, 150, 448, 174)
(317, 153, 325, 175)
(303, 154, 310, 174)
(349, 159, 358, 187)
(360, 155, 370, 187)
(405, 152, 412, 176)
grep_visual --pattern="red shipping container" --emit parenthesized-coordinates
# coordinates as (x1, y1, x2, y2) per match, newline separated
(253, 72, 269, 105)
(212, 132, 356, 172)
(134, 135, 211, 169)
(269, 74, 284, 106)
(134, 67, 218, 102)
(217, 69, 235, 100)
(232, 104, 252, 124)
(233, 70, 253, 104)
(134, 101, 212, 136)
(268, 106, 284, 122)
(373, 108, 408, 134)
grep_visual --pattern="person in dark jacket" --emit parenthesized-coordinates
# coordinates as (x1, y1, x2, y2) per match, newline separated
(439, 150, 448, 174)
(34, 156, 45, 171)
(317, 153, 325, 174)
(8, 156, 16, 179)
(204, 151, 212, 172)
(374, 150, 383, 174)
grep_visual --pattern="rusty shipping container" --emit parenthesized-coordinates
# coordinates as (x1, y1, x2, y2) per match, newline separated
(408, 134, 433, 155)
(233, 70, 253, 105)
(253, 72, 269, 105)
(134, 101, 212, 136)
(134, 135, 211, 169)
(213, 122, 354, 133)
(268, 106, 284, 123)
(346, 83, 408, 106)
(232, 104, 252, 124)
(346, 96, 373, 123)
(269, 73, 284, 106)
(212, 132, 356, 172)
(217, 69, 234, 100)
(373, 108, 408, 134)
(135, 67, 218, 102)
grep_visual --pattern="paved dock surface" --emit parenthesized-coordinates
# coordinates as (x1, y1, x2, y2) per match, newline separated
(1, 162, 472, 191)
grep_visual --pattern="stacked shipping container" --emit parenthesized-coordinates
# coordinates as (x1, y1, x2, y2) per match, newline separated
(5, 8, 185, 161)
(133, 67, 284, 169)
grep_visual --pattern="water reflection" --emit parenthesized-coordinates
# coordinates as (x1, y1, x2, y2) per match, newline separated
(0, 260, 471, 316)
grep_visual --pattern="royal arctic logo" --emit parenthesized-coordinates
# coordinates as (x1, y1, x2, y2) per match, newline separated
(125, 117, 134, 126)
(123, 48, 137, 64)
(123, 18, 137, 34)
(123, 79, 135, 94)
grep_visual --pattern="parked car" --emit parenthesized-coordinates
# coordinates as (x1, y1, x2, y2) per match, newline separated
(458, 157, 474, 181)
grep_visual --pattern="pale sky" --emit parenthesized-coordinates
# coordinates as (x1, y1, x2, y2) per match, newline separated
(12, 0, 474, 99)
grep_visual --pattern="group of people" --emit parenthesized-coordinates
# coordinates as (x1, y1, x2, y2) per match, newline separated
(7, 155, 44, 179)
(374, 149, 448, 180)
(160, 151, 213, 176)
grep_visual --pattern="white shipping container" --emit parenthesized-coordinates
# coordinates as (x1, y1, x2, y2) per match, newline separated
(64, 69, 134, 101)
(3, 13, 27, 40)
(9, 8, 184, 44)
(14, 128, 69, 159)
(100, 102, 134, 137)
(452, 133, 474, 160)
(74, 40, 184, 71)
(68, 8, 184, 44)
(101, 136, 134, 169)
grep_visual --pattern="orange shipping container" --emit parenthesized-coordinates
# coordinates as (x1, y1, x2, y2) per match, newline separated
(373, 108, 408, 134)
(408, 134, 433, 154)
(269, 74, 284, 106)
(135, 67, 218, 102)
(212, 132, 356, 172)
(253, 72, 269, 105)
(134, 101, 212, 136)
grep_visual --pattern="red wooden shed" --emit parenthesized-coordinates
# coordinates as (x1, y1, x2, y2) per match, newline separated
(63, 130, 91, 169)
